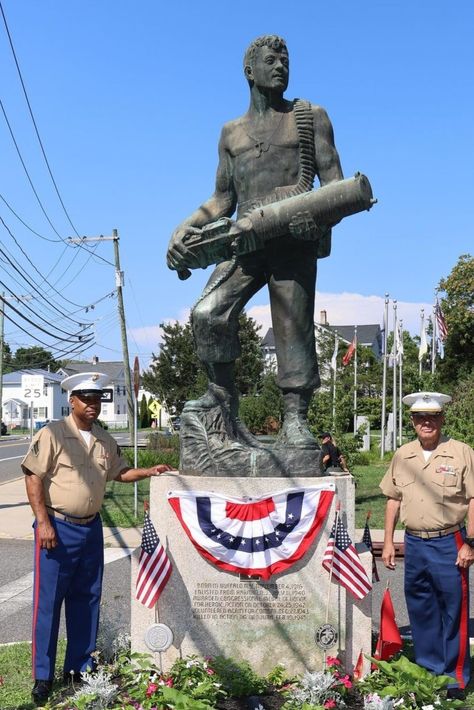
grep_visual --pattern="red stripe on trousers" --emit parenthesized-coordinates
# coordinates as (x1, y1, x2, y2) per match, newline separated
(31, 529, 42, 679)
(454, 530, 468, 689)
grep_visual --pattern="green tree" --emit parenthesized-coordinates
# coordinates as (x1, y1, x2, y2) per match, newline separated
(139, 394, 151, 428)
(234, 314, 264, 394)
(443, 372, 474, 448)
(142, 321, 204, 414)
(239, 372, 283, 434)
(1, 342, 14, 373)
(12, 346, 58, 371)
(436, 254, 474, 387)
(142, 312, 265, 414)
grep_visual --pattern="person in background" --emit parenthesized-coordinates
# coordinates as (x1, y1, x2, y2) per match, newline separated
(380, 391, 474, 700)
(320, 432, 349, 472)
(23, 372, 175, 705)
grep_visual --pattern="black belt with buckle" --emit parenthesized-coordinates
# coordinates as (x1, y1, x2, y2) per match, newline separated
(47, 507, 97, 526)
(405, 523, 463, 539)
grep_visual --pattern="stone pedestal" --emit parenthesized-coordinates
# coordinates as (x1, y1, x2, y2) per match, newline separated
(131, 473, 372, 677)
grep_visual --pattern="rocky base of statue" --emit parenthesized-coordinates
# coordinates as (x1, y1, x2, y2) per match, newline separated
(179, 385, 324, 477)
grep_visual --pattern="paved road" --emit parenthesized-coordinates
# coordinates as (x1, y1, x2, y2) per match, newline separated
(0, 433, 144, 484)
(0, 539, 134, 645)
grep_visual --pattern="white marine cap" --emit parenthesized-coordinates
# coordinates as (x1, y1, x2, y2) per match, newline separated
(61, 371, 111, 395)
(402, 391, 451, 413)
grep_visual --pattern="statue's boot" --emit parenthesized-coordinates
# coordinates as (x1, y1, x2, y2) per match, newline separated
(275, 390, 318, 449)
(183, 383, 228, 412)
(184, 361, 264, 448)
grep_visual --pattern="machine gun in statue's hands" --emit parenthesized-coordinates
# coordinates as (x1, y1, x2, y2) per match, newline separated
(170, 173, 376, 280)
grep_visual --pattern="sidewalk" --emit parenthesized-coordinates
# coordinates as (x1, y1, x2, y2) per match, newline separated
(0, 476, 142, 548)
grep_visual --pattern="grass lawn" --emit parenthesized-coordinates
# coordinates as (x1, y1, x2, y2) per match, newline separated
(353, 462, 392, 529)
(0, 640, 65, 710)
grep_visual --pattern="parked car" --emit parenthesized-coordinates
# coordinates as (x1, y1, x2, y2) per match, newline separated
(169, 416, 181, 432)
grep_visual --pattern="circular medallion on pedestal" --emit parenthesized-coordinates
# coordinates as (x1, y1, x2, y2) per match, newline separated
(315, 623, 338, 649)
(144, 623, 174, 652)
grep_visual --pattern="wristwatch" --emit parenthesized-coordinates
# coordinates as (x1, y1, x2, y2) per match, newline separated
(464, 537, 474, 547)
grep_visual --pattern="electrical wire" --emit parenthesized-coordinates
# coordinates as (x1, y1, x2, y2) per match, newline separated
(0, 1, 80, 236)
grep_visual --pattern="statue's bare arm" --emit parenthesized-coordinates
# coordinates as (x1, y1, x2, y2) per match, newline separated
(167, 126, 237, 271)
(312, 106, 344, 186)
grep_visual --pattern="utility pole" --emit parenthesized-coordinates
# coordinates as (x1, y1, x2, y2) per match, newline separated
(112, 229, 134, 443)
(67, 231, 135, 442)
(0, 294, 4, 439)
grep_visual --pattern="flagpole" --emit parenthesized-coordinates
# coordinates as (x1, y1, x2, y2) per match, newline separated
(398, 319, 403, 447)
(431, 301, 437, 374)
(419, 308, 424, 377)
(332, 330, 338, 429)
(392, 300, 397, 451)
(353, 325, 358, 436)
(380, 294, 389, 459)
(325, 504, 340, 624)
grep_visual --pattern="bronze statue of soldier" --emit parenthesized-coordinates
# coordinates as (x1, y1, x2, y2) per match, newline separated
(167, 35, 346, 457)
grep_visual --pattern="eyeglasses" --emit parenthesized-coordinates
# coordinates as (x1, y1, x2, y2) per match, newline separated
(411, 413, 443, 422)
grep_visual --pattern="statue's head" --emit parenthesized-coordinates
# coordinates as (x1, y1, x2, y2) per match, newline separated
(243, 35, 289, 91)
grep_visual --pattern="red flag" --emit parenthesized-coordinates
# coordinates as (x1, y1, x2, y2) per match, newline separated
(136, 511, 172, 608)
(342, 337, 356, 366)
(322, 513, 372, 600)
(374, 588, 402, 660)
(353, 650, 364, 680)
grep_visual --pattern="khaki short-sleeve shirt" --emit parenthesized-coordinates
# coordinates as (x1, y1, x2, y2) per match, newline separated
(21, 415, 129, 518)
(379, 436, 474, 530)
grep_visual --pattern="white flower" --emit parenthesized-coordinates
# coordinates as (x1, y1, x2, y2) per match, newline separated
(422, 705, 435, 710)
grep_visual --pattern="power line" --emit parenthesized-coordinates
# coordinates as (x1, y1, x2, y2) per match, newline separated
(0, 0, 80, 236)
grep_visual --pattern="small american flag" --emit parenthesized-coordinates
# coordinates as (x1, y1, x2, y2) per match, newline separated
(136, 511, 172, 608)
(322, 514, 372, 600)
(435, 300, 448, 341)
(362, 514, 380, 582)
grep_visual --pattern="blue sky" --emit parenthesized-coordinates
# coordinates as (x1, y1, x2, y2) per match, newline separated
(1, 0, 472, 367)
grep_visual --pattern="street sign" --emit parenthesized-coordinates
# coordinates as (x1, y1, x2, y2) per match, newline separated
(133, 356, 140, 399)
(21, 374, 44, 400)
(148, 400, 161, 416)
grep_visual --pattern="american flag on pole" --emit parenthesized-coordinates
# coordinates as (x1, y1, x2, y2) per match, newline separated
(322, 513, 372, 600)
(136, 511, 172, 608)
(435, 300, 448, 341)
(362, 513, 380, 582)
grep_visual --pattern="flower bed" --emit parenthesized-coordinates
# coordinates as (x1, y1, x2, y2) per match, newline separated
(46, 639, 466, 710)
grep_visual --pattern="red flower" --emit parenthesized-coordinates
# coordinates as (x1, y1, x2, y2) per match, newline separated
(340, 675, 353, 688)
(326, 656, 341, 667)
(165, 677, 174, 687)
(324, 700, 337, 708)
(206, 668, 215, 675)
(146, 682, 158, 697)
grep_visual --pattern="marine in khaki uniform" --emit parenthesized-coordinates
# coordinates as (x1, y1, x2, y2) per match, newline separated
(23, 372, 174, 705)
(380, 392, 474, 699)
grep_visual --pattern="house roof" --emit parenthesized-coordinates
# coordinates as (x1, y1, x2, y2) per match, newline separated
(262, 324, 382, 348)
(58, 361, 125, 381)
(2, 369, 64, 385)
(323, 324, 382, 347)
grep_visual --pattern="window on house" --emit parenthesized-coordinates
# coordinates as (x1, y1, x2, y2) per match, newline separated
(33, 407, 48, 418)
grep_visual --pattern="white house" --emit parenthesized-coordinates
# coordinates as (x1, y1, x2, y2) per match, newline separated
(2, 369, 69, 430)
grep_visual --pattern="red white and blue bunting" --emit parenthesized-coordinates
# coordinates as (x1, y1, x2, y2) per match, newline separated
(167, 484, 335, 580)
